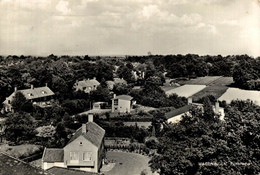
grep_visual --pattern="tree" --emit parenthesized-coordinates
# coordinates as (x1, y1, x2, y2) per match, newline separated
(149, 101, 260, 175)
(5, 112, 36, 144)
(11, 91, 30, 112)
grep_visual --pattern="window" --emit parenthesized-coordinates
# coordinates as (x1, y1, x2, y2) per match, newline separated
(83, 152, 92, 161)
(70, 152, 79, 160)
(80, 142, 83, 145)
(41, 91, 47, 94)
(114, 99, 118, 105)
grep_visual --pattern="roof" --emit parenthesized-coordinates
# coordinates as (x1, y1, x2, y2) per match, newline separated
(165, 105, 190, 119)
(75, 79, 100, 88)
(113, 95, 133, 101)
(0, 152, 47, 175)
(47, 167, 98, 175)
(67, 122, 105, 148)
(3, 86, 54, 104)
(42, 148, 64, 162)
(113, 78, 127, 84)
(106, 81, 115, 85)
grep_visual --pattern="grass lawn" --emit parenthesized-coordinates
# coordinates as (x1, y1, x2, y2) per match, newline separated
(103, 151, 158, 175)
(0, 144, 42, 158)
(191, 86, 229, 101)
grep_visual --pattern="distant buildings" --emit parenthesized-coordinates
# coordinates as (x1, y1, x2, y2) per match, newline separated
(2, 84, 55, 112)
(111, 94, 134, 113)
(166, 98, 225, 124)
(42, 114, 105, 173)
(74, 78, 100, 93)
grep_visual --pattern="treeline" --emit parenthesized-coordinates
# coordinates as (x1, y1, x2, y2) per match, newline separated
(127, 54, 260, 90)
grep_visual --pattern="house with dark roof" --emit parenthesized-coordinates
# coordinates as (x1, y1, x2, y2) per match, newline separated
(111, 94, 135, 113)
(0, 152, 47, 175)
(2, 84, 55, 112)
(42, 114, 105, 173)
(73, 78, 100, 93)
(166, 98, 225, 124)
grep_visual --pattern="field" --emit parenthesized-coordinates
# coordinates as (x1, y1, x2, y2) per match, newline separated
(165, 84, 206, 98)
(103, 151, 157, 175)
(178, 76, 234, 101)
(218, 88, 260, 105)
(191, 86, 229, 101)
(179, 76, 233, 86)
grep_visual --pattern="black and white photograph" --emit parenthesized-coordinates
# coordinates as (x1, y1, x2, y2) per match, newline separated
(0, 0, 260, 174)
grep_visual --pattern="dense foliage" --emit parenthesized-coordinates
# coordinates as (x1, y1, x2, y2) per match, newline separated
(149, 100, 260, 175)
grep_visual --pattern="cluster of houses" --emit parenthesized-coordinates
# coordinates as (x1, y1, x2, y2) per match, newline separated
(0, 75, 227, 174)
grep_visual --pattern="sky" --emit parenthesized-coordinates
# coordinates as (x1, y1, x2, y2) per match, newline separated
(0, 0, 260, 57)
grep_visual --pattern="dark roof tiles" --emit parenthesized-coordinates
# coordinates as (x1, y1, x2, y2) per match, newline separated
(0, 152, 47, 175)
(67, 122, 105, 148)
(113, 95, 133, 101)
(42, 148, 64, 162)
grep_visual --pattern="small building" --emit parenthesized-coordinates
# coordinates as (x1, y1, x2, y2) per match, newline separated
(113, 78, 127, 85)
(42, 114, 105, 173)
(111, 94, 134, 113)
(2, 84, 55, 112)
(74, 78, 100, 93)
(166, 98, 225, 124)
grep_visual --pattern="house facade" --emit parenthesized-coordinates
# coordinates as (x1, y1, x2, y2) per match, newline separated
(111, 94, 134, 113)
(2, 84, 55, 112)
(73, 78, 100, 93)
(42, 114, 105, 173)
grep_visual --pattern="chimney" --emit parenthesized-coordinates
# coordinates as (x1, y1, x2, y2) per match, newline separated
(215, 101, 219, 112)
(88, 113, 93, 122)
(14, 87, 17, 92)
(82, 124, 86, 133)
(113, 94, 116, 99)
(31, 85, 34, 89)
(93, 77, 96, 80)
(45, 83, 48, 87)
(188, 97, 192, 105)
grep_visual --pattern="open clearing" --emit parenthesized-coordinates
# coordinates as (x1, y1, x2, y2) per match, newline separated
(165, 84, 206, 98)
(103, 151, 157, 175)
(218, 88, 260, 105)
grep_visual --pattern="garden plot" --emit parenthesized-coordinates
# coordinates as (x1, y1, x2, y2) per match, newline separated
(191, 86, 229, 101)
(165, 85, 206, 98)
(179, 76, 222, 85)
(218, 88, 260, 105)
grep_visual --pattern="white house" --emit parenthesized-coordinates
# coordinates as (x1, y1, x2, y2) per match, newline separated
(2, 84, 55, 112)
(74, 78, 100, 93)
(42, 114, 105, 173)
(111, 94, 134, 113)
